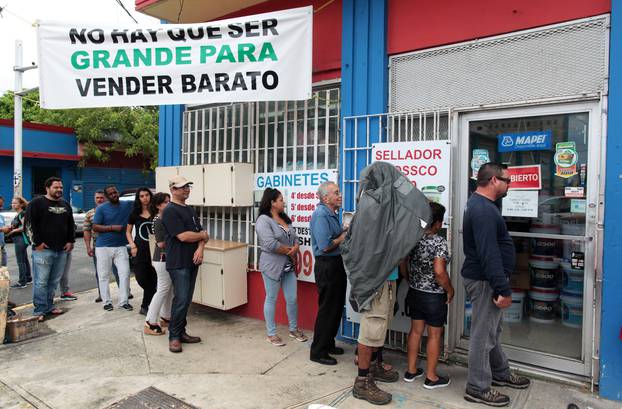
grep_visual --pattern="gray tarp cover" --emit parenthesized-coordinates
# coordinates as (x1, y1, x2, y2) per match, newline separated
(341, 161, 432, 312)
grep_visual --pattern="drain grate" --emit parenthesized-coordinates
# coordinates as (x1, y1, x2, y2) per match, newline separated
(105, 386, 199, 409)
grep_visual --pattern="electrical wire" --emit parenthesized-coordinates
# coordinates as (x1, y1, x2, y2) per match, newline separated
(177, 0, 184, 23)
(0, 4, 35, 26)
(113, 0, 138, 24)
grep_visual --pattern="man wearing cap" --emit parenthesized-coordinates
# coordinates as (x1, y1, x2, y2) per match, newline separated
(93, 184, 134, 311)
(162, 175, 209, 353)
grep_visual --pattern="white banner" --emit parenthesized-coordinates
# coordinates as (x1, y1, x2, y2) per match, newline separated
(37, 7, 312, 109)
(372, 140, 451, 224)
(254, 169, 338, 283)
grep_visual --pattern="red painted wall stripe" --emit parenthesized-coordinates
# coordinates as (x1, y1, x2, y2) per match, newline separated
(388, 0, 611, 55)
(0, 119, 75, 135)
(0, 149, 80, 161)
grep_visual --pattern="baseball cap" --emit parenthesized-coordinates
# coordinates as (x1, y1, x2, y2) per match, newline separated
(168, 175, 193, 188)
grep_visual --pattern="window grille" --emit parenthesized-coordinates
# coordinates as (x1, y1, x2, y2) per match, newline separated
(182, 87, 340, 268)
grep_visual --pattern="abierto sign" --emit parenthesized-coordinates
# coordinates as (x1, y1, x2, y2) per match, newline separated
(507, 165, 542, 190)
(37, 6, 312, 109)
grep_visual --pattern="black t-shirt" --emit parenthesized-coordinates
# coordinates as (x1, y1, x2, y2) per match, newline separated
(129, 213, 153, 262)
(161, 202, 203, 270)
(25, 196, 75, 251)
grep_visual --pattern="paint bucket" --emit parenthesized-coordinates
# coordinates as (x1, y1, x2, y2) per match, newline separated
(464, 302, 472, 337)
(503, 289, 526, 323)
(560, 261, 584, 295)
(528, 286, 559, 324)
(530, 224, 561, 257)
(529, 257, 559, 288)
(560, 292, 583, 329)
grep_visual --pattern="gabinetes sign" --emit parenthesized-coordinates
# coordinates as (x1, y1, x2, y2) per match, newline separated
(37, 6, 312, 109)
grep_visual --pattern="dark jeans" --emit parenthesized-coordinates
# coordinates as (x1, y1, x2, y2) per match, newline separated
(13, 235, 32, 285)
(310, 255, 347, 358)
(93, 250, 119, 299)
(133, 260, 158, 310)
(168, 265, 198, 340)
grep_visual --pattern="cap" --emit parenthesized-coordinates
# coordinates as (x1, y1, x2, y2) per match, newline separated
(168, 175, 193, 188)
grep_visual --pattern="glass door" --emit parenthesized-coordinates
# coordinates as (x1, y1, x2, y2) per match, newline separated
(453, 102, 600, 376)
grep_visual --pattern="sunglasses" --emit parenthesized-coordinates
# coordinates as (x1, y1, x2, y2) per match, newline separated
(495, 176, 511, 184)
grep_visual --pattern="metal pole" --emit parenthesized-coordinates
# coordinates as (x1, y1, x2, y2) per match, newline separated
(13, 40, 23, 197)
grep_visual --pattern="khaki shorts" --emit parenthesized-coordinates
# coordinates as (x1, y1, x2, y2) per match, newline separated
(358, 280, 396, 347)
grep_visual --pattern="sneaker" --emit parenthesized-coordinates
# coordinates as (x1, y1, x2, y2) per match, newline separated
(266, 335, 286, 346)
(492, 373, 531, 389)
(352, 374, 392, 405)
(143, 322, 165, 336)
(403, 368, 424, 382)
(464, 388, 510, 407)
(94, 297, 102, 303)
(103, 303, 114, 311)
(423, 376, 451, 389)
(10, 283, 27, 289)
(128, 293, 134, 300)
(60, 292, 78, 301)
(120, 303, 134, 311)
(371, 360, 399, 383)
(26, 280, 33, 285)
(288, 329, 308, 342)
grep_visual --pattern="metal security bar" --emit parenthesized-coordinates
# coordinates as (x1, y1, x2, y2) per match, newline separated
(340, 109, 451, 351)
(183, 87, 341, 268)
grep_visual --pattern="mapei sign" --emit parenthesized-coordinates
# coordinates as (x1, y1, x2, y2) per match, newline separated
(37, 7, 312, 108)
(497, 130, 552, 152)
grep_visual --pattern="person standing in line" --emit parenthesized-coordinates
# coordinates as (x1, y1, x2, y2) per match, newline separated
(255, 188, 308, 347)
(93, 185, 133, 311)
(0, 195, 8, 267)
(162, 176, 208, 353)
(144, 192, 172, 335)
(8, 196, 32, 288)
(83, 190, 124, 303)
(401, 202, 454, 389)
(25, 177, 75, 322)
(309, 181, 347, 365)
(126, 187, 157, 315)
(462, 162, 530, 407)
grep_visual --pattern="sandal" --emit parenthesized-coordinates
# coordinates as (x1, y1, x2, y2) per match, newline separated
(49, 308, 64, 316)
(288, 330, 308, 342)
(144, 322, 165, 336)
(36, 315, 45, 322)
(160, 317, 170, 328)
(266, 335, 286, 346)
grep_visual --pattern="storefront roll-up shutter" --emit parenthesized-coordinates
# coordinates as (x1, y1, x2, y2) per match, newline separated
(389, 16, 609, 112)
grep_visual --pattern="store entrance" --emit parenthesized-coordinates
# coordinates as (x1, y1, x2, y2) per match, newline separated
(453, 102, 601, 377)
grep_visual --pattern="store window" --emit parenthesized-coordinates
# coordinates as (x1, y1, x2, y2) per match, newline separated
(464, 112, 589, 360)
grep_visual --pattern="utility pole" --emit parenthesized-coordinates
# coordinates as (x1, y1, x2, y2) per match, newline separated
(13, 39, 38, 197)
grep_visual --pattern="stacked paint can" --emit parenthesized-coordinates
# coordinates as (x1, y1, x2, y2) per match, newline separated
(560, 260, 584, 328)
(527, 224, 561, 324)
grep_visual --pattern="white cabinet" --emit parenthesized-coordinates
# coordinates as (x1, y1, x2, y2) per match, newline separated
(203, 163, 254, 206)
(194, 240, 248, 310)
(155, 166, 179, 193)
(155, 163, 253, 207)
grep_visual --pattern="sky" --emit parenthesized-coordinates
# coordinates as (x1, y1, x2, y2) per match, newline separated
(0, 0, 159, 94)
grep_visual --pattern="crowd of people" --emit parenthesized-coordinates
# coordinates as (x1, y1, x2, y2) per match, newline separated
(3, 162, 530, 407)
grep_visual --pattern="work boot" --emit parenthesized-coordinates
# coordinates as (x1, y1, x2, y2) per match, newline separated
(180, 333, 201, 343)
(352, 374, 392, 405)
(371, 360, 399, 382)
(464, 387, 510, 407)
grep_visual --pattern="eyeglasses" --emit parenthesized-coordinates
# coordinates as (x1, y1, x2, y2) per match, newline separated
(173, 185, 193, 190)
(495, 176, 511, 184)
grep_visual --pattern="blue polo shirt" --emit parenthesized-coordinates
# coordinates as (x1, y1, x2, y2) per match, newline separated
(310, 203, 343, 257)
(93, 201, 132, 247)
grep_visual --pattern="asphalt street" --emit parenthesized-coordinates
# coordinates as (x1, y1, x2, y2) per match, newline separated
(5, 238, 108, 306)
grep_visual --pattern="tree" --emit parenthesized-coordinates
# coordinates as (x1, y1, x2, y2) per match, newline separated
(0, 90, 159, 170)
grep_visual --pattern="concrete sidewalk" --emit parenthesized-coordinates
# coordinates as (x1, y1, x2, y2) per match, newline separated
(0, 281, 619, 409)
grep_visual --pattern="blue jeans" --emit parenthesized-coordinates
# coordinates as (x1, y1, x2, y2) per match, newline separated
(168, 266, 198, 340)
(13, 236, 31, 285)
(262, 271, 298, 337)
(32, 249, 68, 316)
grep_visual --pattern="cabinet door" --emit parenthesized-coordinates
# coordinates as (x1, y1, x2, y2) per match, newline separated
(201, 262, 224, 309)
(155, 166, 178, 193)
